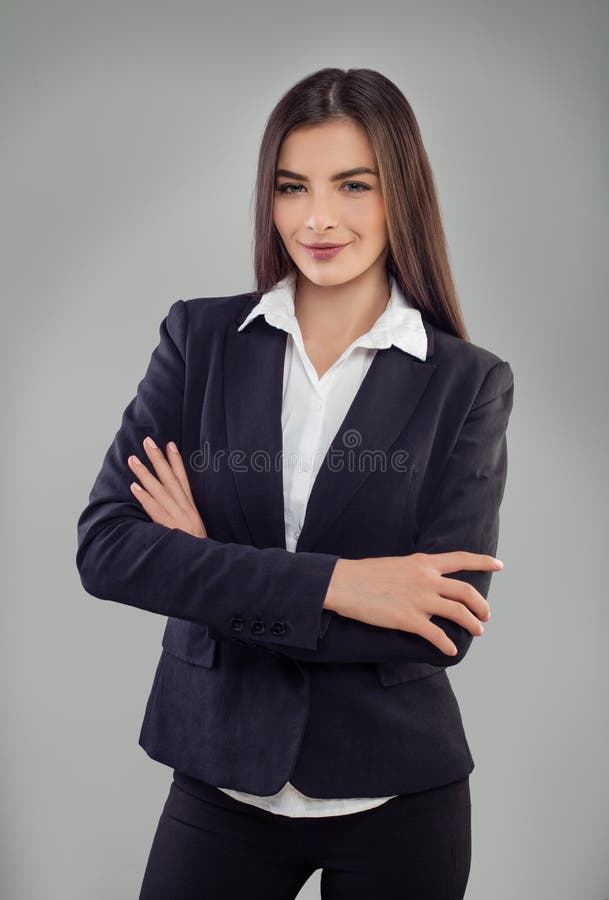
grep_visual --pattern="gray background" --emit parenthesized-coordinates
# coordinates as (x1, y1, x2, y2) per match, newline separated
(2, 0, 607, 897)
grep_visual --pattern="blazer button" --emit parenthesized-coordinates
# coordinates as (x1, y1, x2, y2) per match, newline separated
(251, 620, 266, 635)
(231, 616, 244, 632)
(271, 621, 286, 636)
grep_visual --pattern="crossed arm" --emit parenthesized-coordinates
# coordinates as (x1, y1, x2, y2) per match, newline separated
(76, 299, 514, 667)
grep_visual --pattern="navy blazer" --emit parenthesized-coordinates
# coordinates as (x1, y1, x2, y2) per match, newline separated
(76, 290, 514, 798)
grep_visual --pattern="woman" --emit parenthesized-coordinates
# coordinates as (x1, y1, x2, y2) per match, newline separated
(76, 67, 514, 899)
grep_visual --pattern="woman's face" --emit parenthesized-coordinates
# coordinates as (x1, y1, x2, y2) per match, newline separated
(273, 119, 389, 287)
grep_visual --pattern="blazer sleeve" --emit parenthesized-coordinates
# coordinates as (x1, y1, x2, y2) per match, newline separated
(263, 359, 515, 666)
(75, 299, 340, 652)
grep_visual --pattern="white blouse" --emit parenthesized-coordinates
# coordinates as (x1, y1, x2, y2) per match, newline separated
(218, 269, 428, 817)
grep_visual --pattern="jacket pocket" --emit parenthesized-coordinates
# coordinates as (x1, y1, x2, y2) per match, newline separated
(161, 617, 217, 668)
(377, 660, 445, 687)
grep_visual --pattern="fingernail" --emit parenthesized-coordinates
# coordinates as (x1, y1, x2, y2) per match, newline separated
(129, 455, 142, 466)
(168, 441, 178, 453)
(145, 436, 157, 449)
(494, 559, 504, 568)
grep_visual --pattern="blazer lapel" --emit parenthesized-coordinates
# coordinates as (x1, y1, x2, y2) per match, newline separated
(224, 297, 289, 550)
(225, 298, 437, 553)
(296, 328, 437, 552)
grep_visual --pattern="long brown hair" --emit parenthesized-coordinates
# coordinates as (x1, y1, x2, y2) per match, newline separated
(252, 67, 469, 341)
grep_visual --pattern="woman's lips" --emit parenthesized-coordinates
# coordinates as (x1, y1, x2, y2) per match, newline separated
(300, 242, 349, 260)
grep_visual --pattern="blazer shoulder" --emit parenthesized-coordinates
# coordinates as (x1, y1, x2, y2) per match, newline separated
(182, 290, 259, 328)
(160, 290, 261, 353)
(429, 323, 514, 401)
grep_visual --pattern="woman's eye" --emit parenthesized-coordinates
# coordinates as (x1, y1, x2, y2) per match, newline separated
(276, 183, 305, 195)
(276, 182, 370, 195)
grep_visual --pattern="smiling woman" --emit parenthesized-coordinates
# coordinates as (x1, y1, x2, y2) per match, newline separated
(76, 66, 514, 900)
(274, 125, 386, 276)
(254, 70, 470, 344)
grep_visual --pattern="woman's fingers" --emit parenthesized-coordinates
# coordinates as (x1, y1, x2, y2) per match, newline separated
(428, 594, 486, 637)
(429, 550, 503, 574)
(415, 618, 459, 657)
(142, 436, 192, 510)
(436, 574, 491, 621)
(127, 436, 207, 539)
(166, 441, 196, 504)
(131, 437, 189, 512)
(127, 454, 181, 514)
(129, 481, 173, 527)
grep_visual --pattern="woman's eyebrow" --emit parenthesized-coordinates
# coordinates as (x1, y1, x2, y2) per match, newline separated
(275, 166, 379, 182)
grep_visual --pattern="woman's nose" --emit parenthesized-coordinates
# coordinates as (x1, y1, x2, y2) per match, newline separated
(304, 195, 339, 232)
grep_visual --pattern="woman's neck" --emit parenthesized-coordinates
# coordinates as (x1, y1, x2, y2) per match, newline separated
(293, 264, 391, 348)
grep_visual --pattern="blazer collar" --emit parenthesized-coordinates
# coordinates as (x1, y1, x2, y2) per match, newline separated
(225, 290, 436, 552)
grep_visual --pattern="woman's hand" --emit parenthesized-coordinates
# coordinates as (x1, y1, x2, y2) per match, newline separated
(323, 551, 501, 657)
(127, 436, 207, 539)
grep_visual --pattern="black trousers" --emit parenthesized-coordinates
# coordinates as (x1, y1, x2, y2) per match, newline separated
(138, 771, 472, 899)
